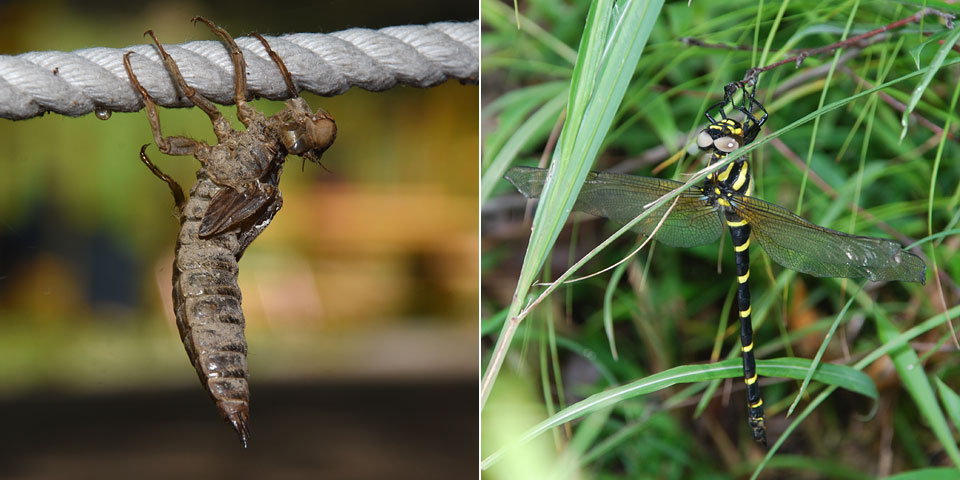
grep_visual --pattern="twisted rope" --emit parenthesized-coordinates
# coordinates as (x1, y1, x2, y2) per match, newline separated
(0, 20, 478, 120)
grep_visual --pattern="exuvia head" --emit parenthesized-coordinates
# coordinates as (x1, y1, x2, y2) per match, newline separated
(696, 118, 744, 154)
(278, 97, 337, 164)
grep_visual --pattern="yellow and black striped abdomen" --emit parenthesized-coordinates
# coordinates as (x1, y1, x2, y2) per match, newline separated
(715, 156, 766, 444)
(725, 213, 766, 445)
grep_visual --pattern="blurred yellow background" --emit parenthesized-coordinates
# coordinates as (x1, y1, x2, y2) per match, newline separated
(0, 1, 476, 477)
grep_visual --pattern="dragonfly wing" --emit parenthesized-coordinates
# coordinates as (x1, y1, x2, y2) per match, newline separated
(733, 194, 926, 283)
(199, 185, 277, 238)
(505, 166, 723, 248)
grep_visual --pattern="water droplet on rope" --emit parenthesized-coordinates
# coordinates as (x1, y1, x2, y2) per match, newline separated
(94, 108, 111, 120)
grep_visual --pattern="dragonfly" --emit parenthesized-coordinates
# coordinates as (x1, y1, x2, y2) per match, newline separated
(504, 81, 926, 446)
(125, 17, 336, 447)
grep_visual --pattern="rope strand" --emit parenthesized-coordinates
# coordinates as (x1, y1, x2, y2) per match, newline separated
(0, 20, 478, 120)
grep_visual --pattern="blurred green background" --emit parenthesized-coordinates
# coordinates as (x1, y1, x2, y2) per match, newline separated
(0, 1, 477, 478)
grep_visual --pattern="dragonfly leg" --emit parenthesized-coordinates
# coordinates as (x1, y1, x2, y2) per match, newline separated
(193, 16, 258, 127)
(705, 98, 728, 124)
(252, 32, 298, 98)
(123, 52, 206, 157)
(143, 29, 234, 142)
(139, 144, 186, 212)
(728, 220, 767, 446)
(730, 81, 767, 144)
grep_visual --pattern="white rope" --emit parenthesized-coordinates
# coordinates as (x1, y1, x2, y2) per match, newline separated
(0, 20, 478, 120)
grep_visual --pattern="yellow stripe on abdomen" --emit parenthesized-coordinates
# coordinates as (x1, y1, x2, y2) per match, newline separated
(726, 219, 747, 227)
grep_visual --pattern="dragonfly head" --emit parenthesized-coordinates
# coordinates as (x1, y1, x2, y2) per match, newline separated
(696, 118, 744, 154)
(278, 98, 337, 164)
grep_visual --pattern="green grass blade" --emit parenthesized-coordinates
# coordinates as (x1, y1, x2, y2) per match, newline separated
(786, 284, 862, 417)
(935, 377, 960, 431)
(761, 454, 874, 480)
(876, 310, 960, 467)
(899, 21, 960, 141)
(907, 30, 953, 69)
(752, 304, 960, 479)
(482, 81, 568, 123)
(481, 0, 578, 64)
(602, 259, 630, 360)
(795, 0, 859, 215)
(884, 467, 960, 480)
(481, 0, 665, 408)
(482, 81, 569, 167)
(480, 93, 567, 200)
(548, 406, 613, 478)
(482, 357, 875, 469)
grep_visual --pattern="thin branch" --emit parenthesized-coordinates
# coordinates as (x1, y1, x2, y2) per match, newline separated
(679, 37, 779, 52)
(744, 8, 955, 82)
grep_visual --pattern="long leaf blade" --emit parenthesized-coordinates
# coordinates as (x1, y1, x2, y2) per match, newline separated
(481, 0, 665, 408)
(482, 357, 876, 469)
(899, 21, 960, 140)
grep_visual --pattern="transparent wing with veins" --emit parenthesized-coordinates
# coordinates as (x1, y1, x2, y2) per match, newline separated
(505, 166, 724, 248)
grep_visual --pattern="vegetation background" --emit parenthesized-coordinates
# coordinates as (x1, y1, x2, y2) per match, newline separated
(0, 1, 477, 478)
(481, 0, 960, 478)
